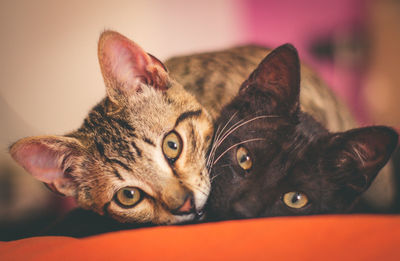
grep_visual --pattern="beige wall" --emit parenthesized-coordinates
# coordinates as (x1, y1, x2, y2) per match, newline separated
(363, 0, 400, 126)
(0, 0, 246, 160)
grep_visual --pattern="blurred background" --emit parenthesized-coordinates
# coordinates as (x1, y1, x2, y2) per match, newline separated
(0, 0, 399, 240)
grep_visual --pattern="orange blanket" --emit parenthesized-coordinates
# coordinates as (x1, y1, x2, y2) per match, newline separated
(1, 215, 399, 261)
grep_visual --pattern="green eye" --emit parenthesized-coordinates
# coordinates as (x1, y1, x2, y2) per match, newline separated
(115, 187, 142, 208)
(236, 146, 252, 170)
(283, 192, 309, 209)
(162, 131, 182, 161)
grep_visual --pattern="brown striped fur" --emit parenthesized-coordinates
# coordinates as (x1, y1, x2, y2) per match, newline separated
(10, 31, 213, 225)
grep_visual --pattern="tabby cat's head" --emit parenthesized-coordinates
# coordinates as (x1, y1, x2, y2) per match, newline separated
(206, 44, 398, 220)
(10, 31, 213, 224)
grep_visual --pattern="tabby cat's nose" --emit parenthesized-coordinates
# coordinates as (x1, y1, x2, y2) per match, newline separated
(171, 194, 195, 215)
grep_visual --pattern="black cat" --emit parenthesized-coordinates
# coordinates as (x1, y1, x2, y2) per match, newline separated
(205, 44, 398, 220)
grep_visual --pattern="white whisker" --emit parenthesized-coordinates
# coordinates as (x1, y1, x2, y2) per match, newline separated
(216, 115, 279, 149)
(210, 164, 234, 182)
(212, 138, 266, 166)
(206, 124, 221, 168)
(206, 111, 239, 169)
(207, 112, 279, 176)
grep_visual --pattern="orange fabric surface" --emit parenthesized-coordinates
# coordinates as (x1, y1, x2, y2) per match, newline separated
(1, 215, 399, 261)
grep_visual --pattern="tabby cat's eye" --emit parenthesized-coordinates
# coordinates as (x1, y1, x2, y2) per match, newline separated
(283, 192, 309, 209)
(236, 146, 252, 170)
(162, 131, 182, 162)
(115, 187, 142, 208)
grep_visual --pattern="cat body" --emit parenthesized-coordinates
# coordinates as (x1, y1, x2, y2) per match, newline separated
(205, 45, 398, 220)
(166, 46, 355, 132)
(9, 31, 395, 229)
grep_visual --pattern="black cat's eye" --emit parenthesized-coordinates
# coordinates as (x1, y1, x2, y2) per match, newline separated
(115, 187, 142, 208)
(236, 146, 252, 170)
(282, 192, 309, 209)
(162, 131, 183, 162)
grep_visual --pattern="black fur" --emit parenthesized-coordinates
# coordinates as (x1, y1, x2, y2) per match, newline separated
(205, 44, 398, 221)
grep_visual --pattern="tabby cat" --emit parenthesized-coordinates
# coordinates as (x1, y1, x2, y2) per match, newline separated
(205, 44, 398, 220)
(10, 31, 214, 225)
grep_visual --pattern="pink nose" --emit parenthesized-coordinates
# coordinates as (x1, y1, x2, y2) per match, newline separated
(173, 194, 194, 215)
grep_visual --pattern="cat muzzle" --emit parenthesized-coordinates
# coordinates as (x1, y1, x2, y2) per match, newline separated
(171, 194, 196, 216)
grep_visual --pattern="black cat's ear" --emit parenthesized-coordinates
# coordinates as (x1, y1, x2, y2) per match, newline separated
(239, 44, 300, 114)
(98, 31, 169, 103)
(325, 126, 398, 192)
(9, 136, 85, 197)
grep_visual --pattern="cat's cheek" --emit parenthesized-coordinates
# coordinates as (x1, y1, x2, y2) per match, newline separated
(193, 182, 210, 211)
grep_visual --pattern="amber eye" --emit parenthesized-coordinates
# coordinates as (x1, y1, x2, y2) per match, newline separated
(236, 146, 252, 170)
(162, 131, 182, 162)
(283, 192, 309, 209)
(115, 187, 142, 208)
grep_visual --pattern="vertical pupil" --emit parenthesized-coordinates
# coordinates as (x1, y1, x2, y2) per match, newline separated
(240, 154, 248, 163)
(291, 193, 300, 203)
(123, 189, 134, 199)
(168, 141, 177, 150)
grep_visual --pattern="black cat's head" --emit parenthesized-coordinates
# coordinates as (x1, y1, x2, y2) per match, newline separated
(206, 44, 398, 220)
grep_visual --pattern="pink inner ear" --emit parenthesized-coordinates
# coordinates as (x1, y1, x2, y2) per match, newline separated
(13, 143, 65, 184)
(103, 36, 150, 91)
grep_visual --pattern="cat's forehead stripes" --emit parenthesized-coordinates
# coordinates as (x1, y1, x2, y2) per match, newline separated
(112, 169, 124, 181)
(143, 137, 156, 147)
(174, 109, 202, 128)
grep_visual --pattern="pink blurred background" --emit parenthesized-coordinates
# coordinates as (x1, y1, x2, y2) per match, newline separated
(0, 0, 399, 239)
(243, 0, 369, 122)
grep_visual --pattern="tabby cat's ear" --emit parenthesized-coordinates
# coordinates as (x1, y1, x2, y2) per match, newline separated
(239, 44, 300, 115)
(326, 126, 398, 192)
(9, 136, 85, 197)
(98, 30, 169, 102)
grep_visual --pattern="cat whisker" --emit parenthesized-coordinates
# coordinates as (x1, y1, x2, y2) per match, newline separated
(210, 172, 226, 183)
(212, 138, 266, 166)
(216, 115, 279, 149)
(216, 163, 233, 168)
(206, 111, 239, 169)
(207, 112, 264, 169)
(207, 112, 275, 174)
(210, 164, 233, 183)
(215, 111, 239, 144)
(213, 113, 270, 151)
(206, 125, 222, 169)
(215, 110, 268, 146)
(186, 183, 210, 197)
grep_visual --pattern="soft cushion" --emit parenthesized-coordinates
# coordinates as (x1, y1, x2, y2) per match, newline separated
(1, 215, 399, 261)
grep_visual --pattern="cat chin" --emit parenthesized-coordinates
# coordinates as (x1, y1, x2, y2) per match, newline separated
(171, 213, 197, 224)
